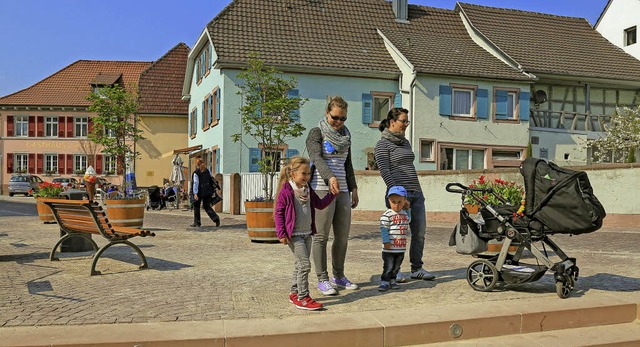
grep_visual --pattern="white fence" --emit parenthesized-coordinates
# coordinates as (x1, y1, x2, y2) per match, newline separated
(239, 172, 278, 214)
(222, 174, 231, 214)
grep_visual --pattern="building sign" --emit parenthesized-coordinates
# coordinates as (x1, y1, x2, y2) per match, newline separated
(25, 142, 67, 149)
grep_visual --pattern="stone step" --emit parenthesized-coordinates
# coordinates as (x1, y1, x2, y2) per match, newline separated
(410, 321, 640, 346)
(0, 293, 637, 347)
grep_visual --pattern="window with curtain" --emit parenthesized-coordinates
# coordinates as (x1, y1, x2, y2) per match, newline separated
(441, 147, 485, 170)
(452, 89, 473, 117)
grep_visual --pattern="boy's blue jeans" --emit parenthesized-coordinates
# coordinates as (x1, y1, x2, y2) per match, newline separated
(381, 252, 405, 282)
(386, 190, 426, 272)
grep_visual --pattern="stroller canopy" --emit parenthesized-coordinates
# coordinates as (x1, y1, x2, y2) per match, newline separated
(520, 158, 606, 235)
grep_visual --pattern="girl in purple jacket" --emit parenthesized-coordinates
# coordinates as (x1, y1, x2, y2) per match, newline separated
(274, 156, 335, 311)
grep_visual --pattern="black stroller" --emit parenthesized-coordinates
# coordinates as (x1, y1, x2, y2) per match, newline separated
(446, 158, 606, 298)
(146, 185, 162, 211)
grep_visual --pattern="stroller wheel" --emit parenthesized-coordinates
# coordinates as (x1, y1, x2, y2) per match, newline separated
(467, 259, 499, 292)
(555, 275, 575, 299)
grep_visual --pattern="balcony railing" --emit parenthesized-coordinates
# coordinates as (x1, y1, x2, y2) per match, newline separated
(530, 110, 610, 132)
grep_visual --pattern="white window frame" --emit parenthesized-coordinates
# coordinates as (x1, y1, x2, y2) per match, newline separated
(44, 116, 58, 137)
(14, 153, 28, 173)
(15, 116, 28, 137)
(74, 154, 87, 174)
(74, 117, 88, 137)
(104, 155, 117, 175)
(451, 85, 477, 118)
(371, 91, 395, 123)
(440, 146, 485, 170)
(44, 153, 58, 174)
(419, 139, 435, 162)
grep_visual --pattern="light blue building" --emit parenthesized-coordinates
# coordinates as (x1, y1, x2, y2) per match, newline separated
(182, 0, 640, 174)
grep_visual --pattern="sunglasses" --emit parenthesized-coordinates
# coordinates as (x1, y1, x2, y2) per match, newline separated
(329, 113, 347, 122)
(396, 119, 410, 125)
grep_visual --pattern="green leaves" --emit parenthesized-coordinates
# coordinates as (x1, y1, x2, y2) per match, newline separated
(233, 55, 308, 200)
(87, 84, 145, 192)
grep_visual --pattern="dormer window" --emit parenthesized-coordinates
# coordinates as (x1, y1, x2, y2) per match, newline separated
(90, 72, 122, 97)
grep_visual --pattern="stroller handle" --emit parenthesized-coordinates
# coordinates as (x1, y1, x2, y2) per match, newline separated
(445, 182, 467, 193)
(445, 182, 489, 194)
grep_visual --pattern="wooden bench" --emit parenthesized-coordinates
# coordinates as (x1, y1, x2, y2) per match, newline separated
(40, 198, 155, 275)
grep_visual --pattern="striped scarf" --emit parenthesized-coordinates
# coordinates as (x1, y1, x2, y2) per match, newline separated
(319, 118, 351, 154)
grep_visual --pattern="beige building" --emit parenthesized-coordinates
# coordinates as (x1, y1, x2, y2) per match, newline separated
(0, 43, 189, 193)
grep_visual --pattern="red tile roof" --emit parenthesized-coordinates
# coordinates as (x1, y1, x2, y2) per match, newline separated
(0, 61, 152, 107)
(138, 43, 190, 115)
(0, 43, 190, 114)
(459, 2, 640, 81)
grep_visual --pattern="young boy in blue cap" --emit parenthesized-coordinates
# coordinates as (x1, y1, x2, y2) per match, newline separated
(378, 185, 410, 291)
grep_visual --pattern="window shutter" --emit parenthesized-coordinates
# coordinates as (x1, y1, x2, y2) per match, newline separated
(194, 109, 198, 135)
(202, 100, 207, 129)
(476, 89, 488, 119)
(36, 154, 44, 174)
(286, 149, 299, 158)
(216, 88, 221, 120)
(394, 92, 402, 108)
(28, 153, 35, 173)
(6, 116, 14, 137)
(362, 93, 372, 124)
(495, 90, 508, 119)
(66, 117, 74, 138)
(28, 116, 35, 137)
(66, 154, 73, 174)
(288, 89, 300, 121)
(519, 91, 531, 121)
(58, 117, 65, 137)
(6, 153, 13, 173)
(58, 154, 64, 174)
(439, 85, 452, 116)
(36, 116, 44, 137)
(215, 148, 220, 174)
(249, 147, 261, 172)
(96, 155, 103, 175)
(88, 117, 94, 135)
(208, 95, 213, 125)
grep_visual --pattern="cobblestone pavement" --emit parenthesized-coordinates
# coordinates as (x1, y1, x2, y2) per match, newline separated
(2, 197, 640, 327)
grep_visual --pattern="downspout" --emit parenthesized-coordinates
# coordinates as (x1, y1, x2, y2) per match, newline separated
(408, 72, 417, 147)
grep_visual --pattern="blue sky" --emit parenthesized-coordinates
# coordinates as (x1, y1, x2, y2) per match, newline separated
(0, 0, 608, 98)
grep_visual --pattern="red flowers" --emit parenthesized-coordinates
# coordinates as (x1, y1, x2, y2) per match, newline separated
(34, 181, 64, 199)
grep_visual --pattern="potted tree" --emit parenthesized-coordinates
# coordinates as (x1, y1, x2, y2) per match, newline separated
(87, 84, 146, 228)
(232, 55, 307, 241)
(31, 181, 64, 223)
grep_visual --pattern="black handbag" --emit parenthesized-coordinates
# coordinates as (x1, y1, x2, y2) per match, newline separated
(210, 190, 222, 206)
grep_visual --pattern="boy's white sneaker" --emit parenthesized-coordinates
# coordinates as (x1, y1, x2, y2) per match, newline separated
(396, 272, 407, 283)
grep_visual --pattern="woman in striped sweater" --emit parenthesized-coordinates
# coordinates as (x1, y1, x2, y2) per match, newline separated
(305, 96, 360, 296)
(374, 108, 436, 282)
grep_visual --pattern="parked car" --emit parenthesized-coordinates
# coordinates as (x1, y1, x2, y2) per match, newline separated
(8, 174, 43, 197)
(52, 177, 79, 190)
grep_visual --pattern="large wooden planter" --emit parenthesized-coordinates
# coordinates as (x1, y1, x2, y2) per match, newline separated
(105, 198, 146, 228)
(36, 198, 57, 224)
(245, 201, 278, 242)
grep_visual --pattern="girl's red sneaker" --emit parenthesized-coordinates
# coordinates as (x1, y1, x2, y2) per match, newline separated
(295, 295, 323, 310)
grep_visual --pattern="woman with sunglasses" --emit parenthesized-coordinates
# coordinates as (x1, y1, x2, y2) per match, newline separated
(305, 96, 359, 296)
(374, 108, 436, 282)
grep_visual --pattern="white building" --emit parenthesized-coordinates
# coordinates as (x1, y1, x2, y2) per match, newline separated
(595, 0, 640, 59)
